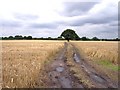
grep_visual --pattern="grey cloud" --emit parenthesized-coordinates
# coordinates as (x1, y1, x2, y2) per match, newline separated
(29, 23, 58, 29)
(60, 2, 98, 17)
(58, 1, 117, 26)
(0, 20, 22, 28)
(109, 21, 118, 26)
(76, 24, 117, 39)
(93, 28, 117, 39)
(69, 14, 117, 26)
(67, 6, 117, 26)
(14, 13, 39, 21)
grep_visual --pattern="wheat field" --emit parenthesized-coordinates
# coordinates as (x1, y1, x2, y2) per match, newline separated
(73, 41, 118, 64)
(1, 40, 119, 88)
(1, 40, 64, 88)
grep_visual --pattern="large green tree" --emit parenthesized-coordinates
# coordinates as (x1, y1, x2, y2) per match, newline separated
(60, 29, 80, 41)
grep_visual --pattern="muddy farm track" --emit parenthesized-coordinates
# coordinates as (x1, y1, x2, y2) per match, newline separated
(39, 42, 117, 88)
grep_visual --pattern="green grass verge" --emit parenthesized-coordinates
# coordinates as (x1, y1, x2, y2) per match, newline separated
(98, 60, 120, 71)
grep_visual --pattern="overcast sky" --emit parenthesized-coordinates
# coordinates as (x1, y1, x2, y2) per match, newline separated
(0, 0, 118, 39)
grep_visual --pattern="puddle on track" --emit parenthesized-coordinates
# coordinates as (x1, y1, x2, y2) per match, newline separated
(48, 64, 73, 88)
(56, 66, 64, 73)
(73, 53, 80, 63)
(58, 77, 72, 88)
(90, 74, 106, 83)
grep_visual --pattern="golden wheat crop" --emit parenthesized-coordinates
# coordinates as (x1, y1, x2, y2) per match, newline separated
(72, 41, 118, 64)
(1, 40, 64, 88)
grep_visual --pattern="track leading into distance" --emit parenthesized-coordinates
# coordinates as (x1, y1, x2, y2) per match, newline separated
(40, 42, 117, 88)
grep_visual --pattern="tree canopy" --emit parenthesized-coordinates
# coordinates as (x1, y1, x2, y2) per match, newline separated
(60, 29, 80, 41)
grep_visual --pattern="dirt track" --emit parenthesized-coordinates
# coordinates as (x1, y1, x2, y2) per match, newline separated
(40, 42, 118, 88)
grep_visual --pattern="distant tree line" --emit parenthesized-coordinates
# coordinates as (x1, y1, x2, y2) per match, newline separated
(79, 37, 120, 41)
(1, 35, 33, 40)
(0, 35, 119, 41)
(0, 35, 64, 40)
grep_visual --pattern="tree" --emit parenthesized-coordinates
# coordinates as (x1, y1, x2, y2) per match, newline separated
(15, 35, 23, 40)
(57, 36, 63, 40)
(81, 37, 90, 41)
(8, 36, 14, 40)
(92, 37, 99, 41)
(26, 36, 32, 40)
(60, 29, 80, 42)
(81, 37, 87, 41)
(24, 36, 27, 39)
